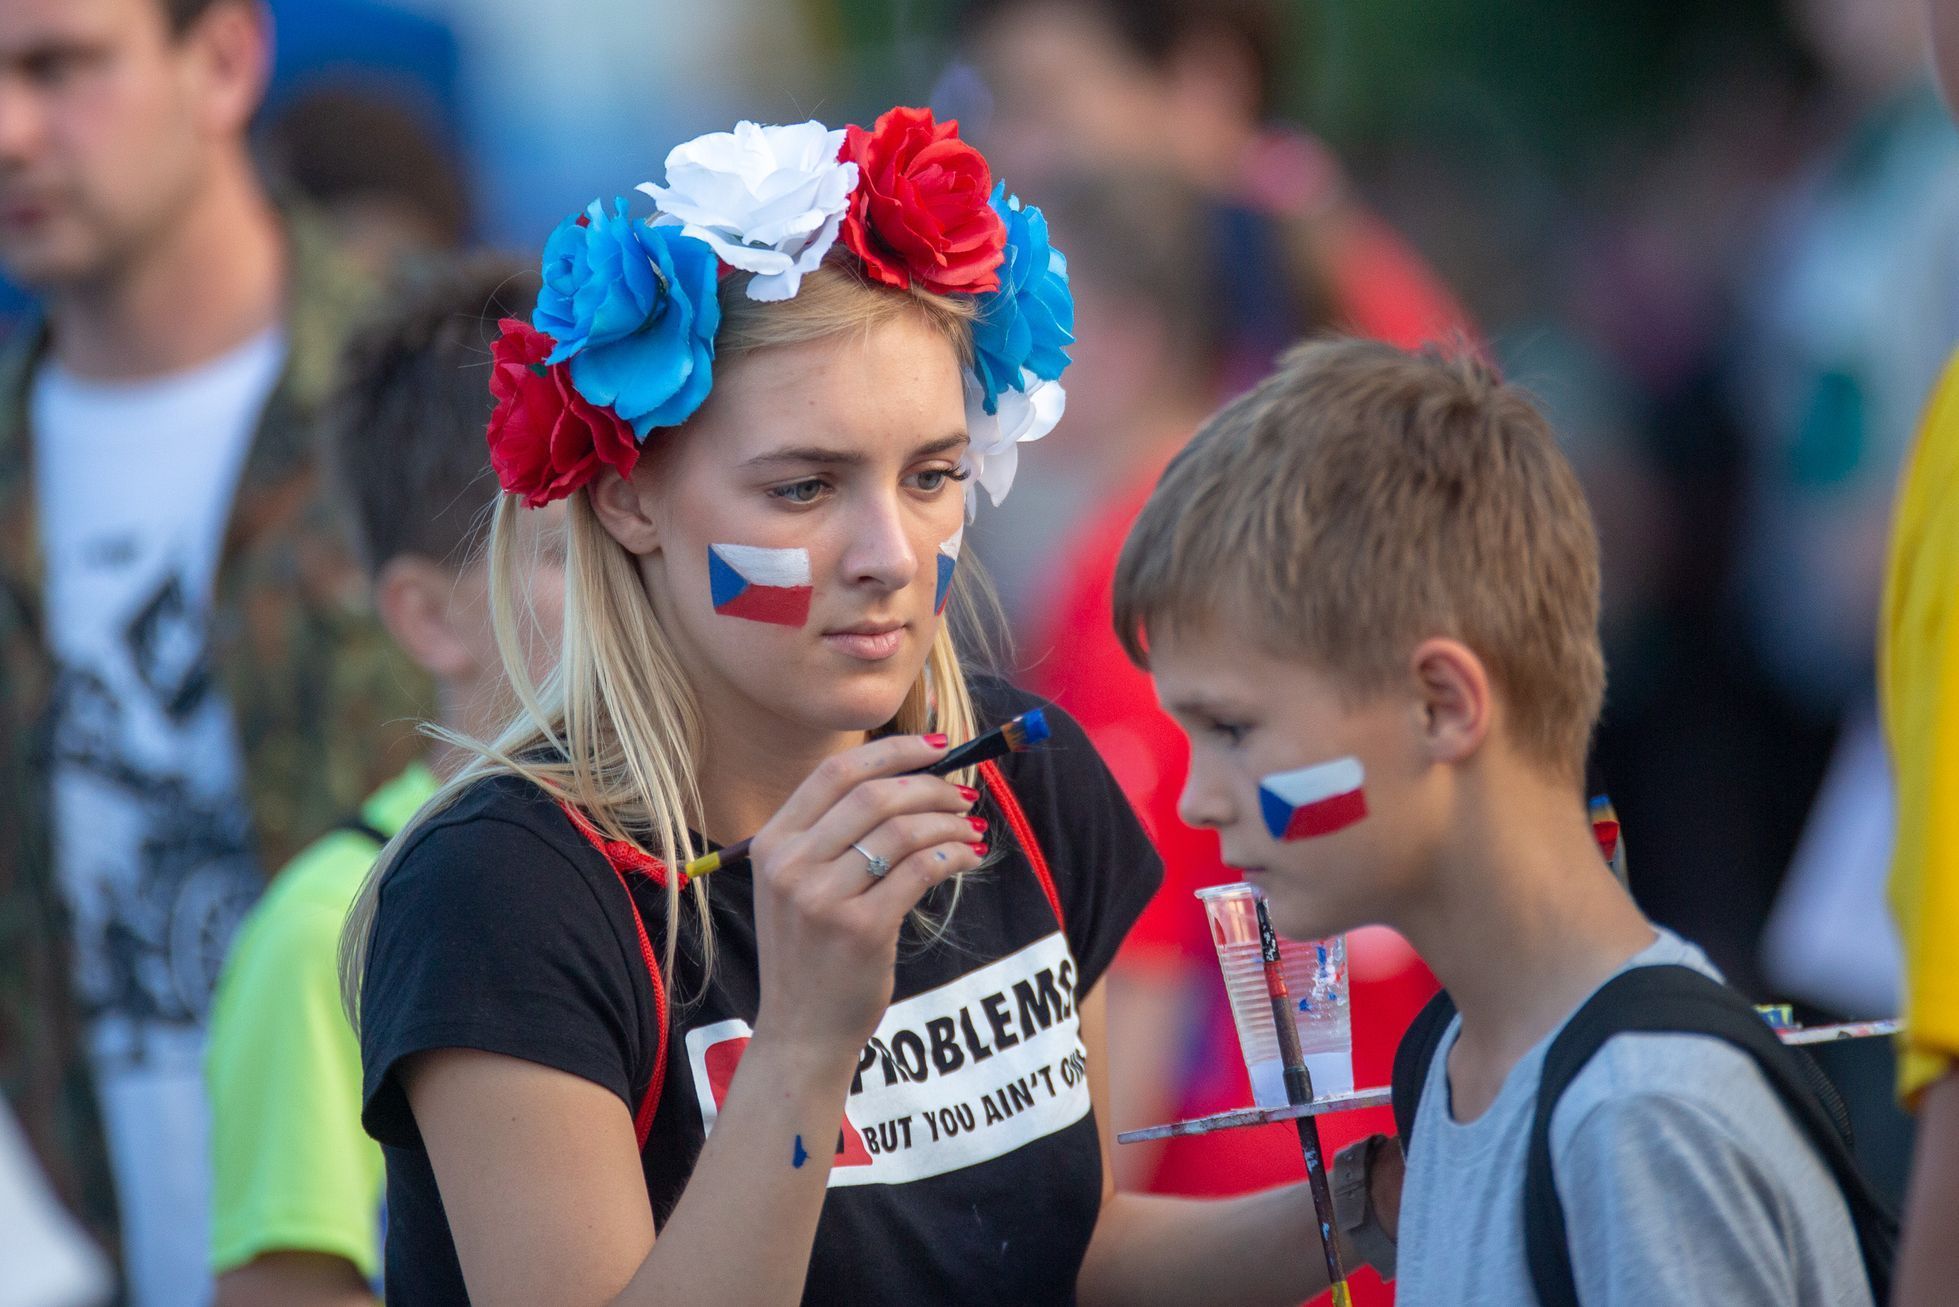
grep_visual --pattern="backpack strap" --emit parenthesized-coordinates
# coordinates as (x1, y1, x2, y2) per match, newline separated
(335, 816, 392, 847)
(978, 758, 1065, 932)
(1391, 988, 1458, 1151)
(558, 802, 670, 1151)
(1524, 964, 1898, 1307)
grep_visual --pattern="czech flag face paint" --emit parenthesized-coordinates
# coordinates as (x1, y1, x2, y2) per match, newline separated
(708, 543, 813, 627)
(1258, 756, 1368, 842)
(934, 529, 962, 616)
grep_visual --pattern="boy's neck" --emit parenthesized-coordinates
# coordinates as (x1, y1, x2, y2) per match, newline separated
(425, 680, 480, 782)
(1393, 759, 1656, 1111)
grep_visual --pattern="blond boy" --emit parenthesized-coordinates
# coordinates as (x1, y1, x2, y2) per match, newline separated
(1112, 339, 1873, 1304)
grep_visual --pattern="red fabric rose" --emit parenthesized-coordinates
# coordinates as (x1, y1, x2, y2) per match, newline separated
(486, 318, 641, 507)
(837, 106, 1006, 296)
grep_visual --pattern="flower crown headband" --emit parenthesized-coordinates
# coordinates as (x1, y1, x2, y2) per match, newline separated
(485, 106, 1074, 516)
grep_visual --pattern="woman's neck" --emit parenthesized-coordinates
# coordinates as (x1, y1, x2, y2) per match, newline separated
(692, 694, 867, 849)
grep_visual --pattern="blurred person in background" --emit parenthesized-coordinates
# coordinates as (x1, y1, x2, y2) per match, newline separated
(204, 259, 554, 1307)
(1747, 0, 1959, 1021)
(960, 0, 1468, 404)
(260, 86, 473, 278)
(0, 1, 426, 1301)
(966, 170, 1217, 623)
(1883, 4, 1959, 1301)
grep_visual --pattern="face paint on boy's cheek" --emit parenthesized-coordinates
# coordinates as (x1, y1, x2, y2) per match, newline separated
(708, 543, 813, 627)
(933, 528, 962, 616)
(1258, 756, 1368, 842)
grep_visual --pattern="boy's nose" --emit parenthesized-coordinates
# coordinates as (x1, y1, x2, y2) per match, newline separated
(1178, 763, 1233, 831)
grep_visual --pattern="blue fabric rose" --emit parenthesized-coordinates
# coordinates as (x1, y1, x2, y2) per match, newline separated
(536, 202, 722, 439)
(968, 183, 1075, 415)
(534, 198, 667, 365)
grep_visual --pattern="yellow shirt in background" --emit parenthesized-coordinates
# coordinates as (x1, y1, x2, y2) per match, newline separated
(204, 762, 437, 1279)
(1882, 354, 1959, 1104)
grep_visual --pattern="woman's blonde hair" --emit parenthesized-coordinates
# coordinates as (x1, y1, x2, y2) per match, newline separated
(339, 258, 997, 1021)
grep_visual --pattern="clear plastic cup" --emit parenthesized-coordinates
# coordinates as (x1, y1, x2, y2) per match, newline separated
(1195, 883, 1353, 1107)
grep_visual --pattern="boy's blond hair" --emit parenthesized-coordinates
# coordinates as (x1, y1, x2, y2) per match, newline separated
(1112, 336, 1605, 783)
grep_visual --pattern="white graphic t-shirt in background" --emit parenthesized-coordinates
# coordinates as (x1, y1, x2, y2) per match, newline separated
(31, 327, 285, 1307)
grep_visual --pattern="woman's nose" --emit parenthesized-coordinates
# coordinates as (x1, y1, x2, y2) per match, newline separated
(839, 496, 918, 591)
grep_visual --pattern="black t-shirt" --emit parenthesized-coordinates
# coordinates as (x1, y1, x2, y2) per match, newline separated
(360, 681, 1163, 1305)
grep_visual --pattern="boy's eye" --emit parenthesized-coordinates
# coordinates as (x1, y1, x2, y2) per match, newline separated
(770, 478, 827, 505)
(1210, 720, 1251, 746)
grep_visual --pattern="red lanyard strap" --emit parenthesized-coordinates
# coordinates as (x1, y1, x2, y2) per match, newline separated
(559, 801, 669, 1149)
(979, 759, 1065, 932)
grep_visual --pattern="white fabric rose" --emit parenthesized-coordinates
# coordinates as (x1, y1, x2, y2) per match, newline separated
(638, 120, 859, 303)
(962, 370, 1066, 516)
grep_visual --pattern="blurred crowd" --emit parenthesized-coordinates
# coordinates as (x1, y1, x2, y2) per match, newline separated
(1, 0, 1953, 1303)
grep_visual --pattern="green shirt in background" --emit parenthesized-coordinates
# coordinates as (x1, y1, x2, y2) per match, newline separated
(205, 762, 438, 1281)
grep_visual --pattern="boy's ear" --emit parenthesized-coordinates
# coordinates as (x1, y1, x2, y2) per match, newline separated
(1410, 637, 1490, 765)
(375, 556, 475, 680)
(586, 466, 662, 557)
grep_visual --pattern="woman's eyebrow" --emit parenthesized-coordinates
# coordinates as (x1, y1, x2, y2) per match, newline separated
(742, 445, 864, 469)
(915, 432, 971, 458)
(742, 431, 969, 469)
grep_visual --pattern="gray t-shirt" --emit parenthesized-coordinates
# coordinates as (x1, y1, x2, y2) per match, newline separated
(1394, 930, 1871, 1306)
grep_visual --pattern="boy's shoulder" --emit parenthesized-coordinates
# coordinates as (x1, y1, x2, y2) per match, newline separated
(1543, 945, 1871, 1303)
(1545, 933, 1773, 1145)
(1549, 1020, 1783, 1154)
(248, 763, 439, 926)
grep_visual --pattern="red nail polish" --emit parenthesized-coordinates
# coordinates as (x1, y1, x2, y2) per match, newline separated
(956, 785, 979, 803)
(970, 842, 989, 857)
(968, 816, 989, 835)
(924, 733, 949, 748)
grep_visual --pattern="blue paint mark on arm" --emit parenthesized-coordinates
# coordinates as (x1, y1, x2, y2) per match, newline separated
(792, 1134, 810, 1168)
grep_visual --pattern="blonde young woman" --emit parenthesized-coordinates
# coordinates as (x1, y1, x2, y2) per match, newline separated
(341, 111, 1343, 1306)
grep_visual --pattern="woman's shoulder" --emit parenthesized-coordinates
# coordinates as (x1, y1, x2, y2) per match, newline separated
(404, 770, 583, 848)
(381, 771, 619, 914)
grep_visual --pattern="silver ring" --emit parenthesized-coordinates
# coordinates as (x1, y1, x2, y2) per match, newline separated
(851, 841, 892, 879)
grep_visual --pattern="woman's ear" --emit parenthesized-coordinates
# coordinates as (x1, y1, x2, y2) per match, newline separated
(586, 465, 662, 556)
(1410, 637, 1491, 765)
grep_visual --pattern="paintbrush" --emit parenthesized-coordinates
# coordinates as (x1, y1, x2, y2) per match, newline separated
(1257, 896, 1355, 1307)
(682, 708, 1052, 880)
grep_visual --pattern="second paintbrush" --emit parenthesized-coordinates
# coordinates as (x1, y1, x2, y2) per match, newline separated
(682, 708, 1051, 880)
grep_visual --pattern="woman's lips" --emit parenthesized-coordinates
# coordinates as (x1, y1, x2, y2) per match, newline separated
(823, 626, 906, 661)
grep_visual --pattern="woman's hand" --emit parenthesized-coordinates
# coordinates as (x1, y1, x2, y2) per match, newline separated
(746, 734, 985, 1057)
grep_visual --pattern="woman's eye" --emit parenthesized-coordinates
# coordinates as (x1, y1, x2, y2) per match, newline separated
(909, 465, 971, 493)
(770, 479, 827, 505)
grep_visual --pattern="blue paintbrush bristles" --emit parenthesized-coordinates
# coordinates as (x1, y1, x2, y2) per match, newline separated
(1005, 708, 1050, 750)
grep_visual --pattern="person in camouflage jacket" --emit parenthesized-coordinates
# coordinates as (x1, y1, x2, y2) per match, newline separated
(0, 9, 430, 1268)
